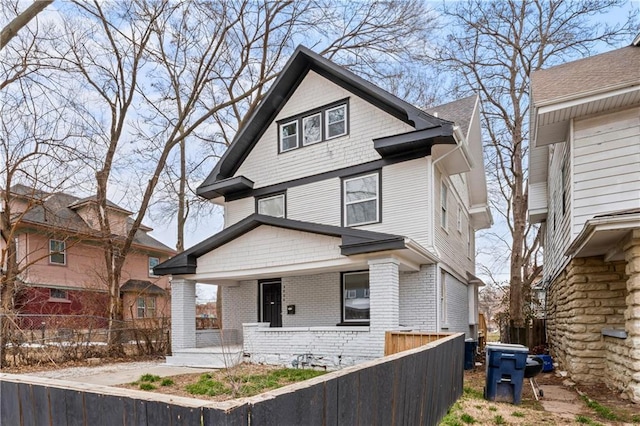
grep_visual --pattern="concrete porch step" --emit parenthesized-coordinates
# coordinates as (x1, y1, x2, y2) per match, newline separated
(166, 345, 244, 369)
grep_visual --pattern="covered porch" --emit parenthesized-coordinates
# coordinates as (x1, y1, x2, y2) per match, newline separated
(157, 214, 437, 369)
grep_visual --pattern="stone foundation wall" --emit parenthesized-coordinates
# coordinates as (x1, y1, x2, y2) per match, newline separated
(546, 257, 627, 383)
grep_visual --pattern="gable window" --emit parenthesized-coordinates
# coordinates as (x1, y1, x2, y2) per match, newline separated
(50, 288, 68, 300)
(280, 120, 298, 152)
(343, 172, 380, 226)
(49, 239, 66, 265)
(441, 182, 448, 229)
(278, 99, 349, 153)
(148, 256, 160, 277)
(137, 296, 157, 318)
(342, 272, 369, 322)
(326, 104, 347, 139)
(302, 113, 322, 145)
(257, 193, 286, 218)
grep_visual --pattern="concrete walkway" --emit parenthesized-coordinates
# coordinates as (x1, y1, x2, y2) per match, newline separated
(538, 384, 584, 421)
(29, 361, 210, 386)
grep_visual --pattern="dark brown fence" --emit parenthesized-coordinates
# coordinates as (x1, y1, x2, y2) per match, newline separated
(0, 333, 464, 426)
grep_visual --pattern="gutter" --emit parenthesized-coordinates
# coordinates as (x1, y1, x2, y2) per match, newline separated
(432, 126, 474, 169)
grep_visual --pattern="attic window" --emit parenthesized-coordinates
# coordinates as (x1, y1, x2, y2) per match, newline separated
(277, 99, 349, 154)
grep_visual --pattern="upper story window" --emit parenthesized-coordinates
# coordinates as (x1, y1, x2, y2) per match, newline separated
(457, 204, 463, 233)
(277, 99, 349, 153)
(148, 256, 160, 277)
(441, 182, 448, 230)
(257, 193, 286, 218)
(49, 239, 66, 265)
(343, 172, 380, 227)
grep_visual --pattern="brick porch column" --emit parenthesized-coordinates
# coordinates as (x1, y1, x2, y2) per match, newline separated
(368, 258, 400, 346)
(624, 229, 640, 402)
(171, 278, 196, 350)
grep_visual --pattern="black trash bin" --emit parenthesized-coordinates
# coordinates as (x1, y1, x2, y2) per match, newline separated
(464, 338, 477, 370)
(484, 343, 528, 404)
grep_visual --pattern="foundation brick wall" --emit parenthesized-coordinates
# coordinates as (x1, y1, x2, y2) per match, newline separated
(546, 256, 631, 395)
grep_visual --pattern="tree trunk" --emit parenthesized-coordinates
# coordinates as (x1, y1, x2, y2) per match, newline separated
(1, 0, 54, 50)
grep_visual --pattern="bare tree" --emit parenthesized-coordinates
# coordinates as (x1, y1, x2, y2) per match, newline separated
(437, 0, 637, 342)
(0, 0, 53, 50)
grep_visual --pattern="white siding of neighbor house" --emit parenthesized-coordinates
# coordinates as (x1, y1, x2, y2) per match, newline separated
(441, 271, 470, 337)
(434, 167, 475, 279)
(287, 178, 341, 226)
(282, 273, 341, 327)
(224, 197, 255, 227)
(572, 106, 640, 237)
(221, 280, 257, 334)
(234, 70, 414, 188)
(544, 141, 572, 281)
(196, 226, 343, 274)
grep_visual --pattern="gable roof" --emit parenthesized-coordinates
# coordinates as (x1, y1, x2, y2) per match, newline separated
(10, 186, 174, 254)
(424, 95, 477, 139)
(120, 279, 165, 295)
(154, 214, 406, 275)
(532, 44, 640, 106)
(197, 45, 454, 199)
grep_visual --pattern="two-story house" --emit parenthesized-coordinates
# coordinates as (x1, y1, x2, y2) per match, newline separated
(156, 46, 492, 369)
(528, 37, 640, 402)
(3, 185, 175, 328)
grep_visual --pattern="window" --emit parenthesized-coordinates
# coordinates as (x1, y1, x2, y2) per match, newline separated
(326, 104, 347, 139)
(467, 225, 472, 258)
(148, 256, 160, 277)
(457, 204, 463, 232)
(137, 296, 157, 318)
(279, 120, 298, 152)
(257, 193, 285, 218)
(440, 270, 448, 326)
(50, 288, 68, 300)
(344, 172, 380, 226)
(302, 113, 322, 145)
(342, 272, 369, 322)
(277, 100, 349, 153)
(49, 239, 66, 265)
(441, 182, 448, 229)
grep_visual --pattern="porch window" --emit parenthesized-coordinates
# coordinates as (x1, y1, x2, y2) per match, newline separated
(49, 239, 66, 265)
(343, 172, 380, 226)
(280, 120, 298, 152)
(257, 193, 285, 218)
(342, 272, 370, 322)
(137, 296, 157, 318)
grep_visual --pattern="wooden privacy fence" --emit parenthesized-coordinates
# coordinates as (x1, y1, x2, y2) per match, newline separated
(384, 331, 453, 355)
(0, 333, 465, 426)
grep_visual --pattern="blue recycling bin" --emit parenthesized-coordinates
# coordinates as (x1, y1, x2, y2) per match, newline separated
(484, 343, 529, 404)
(464, 339, 477, 370)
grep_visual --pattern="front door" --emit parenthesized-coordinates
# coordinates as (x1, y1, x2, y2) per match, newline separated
(260, 280, 282, 327)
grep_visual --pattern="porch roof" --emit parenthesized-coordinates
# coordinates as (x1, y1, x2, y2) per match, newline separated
(154, 214, 424, 276)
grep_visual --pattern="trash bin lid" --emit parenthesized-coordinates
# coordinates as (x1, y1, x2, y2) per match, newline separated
(486, 343, 528, 352)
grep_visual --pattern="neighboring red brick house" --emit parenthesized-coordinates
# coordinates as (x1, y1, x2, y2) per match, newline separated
(3, 185, 175, 327)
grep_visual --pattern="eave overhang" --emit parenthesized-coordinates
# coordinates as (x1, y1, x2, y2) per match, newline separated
(197, 175, 254, 200)
(372, 124, 455, 158)
(566, 210, 640, 260)
(469, 204, 493, 230)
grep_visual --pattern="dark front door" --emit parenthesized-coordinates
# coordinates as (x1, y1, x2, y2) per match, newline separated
(261, 281, 282, 327)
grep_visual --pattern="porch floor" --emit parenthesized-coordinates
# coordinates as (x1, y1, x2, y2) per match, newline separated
(166, 345, 244, 369)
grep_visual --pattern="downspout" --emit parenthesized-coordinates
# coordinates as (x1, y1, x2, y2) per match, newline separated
(432, 126, 474, 169)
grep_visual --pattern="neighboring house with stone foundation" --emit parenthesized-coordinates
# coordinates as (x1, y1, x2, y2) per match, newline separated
(155, 46, 492, 369)
(528, 37, 640, 402)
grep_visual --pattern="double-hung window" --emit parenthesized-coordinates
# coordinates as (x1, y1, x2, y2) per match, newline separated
(342, 272, 369, 322)
(279, 120, 298, 152)
(137, 296, 157, 318)
(257, 193, 286, 218)
(343, 172, 380, 226)
(441, 182, 448, 229)
(49, 239, 66, 265)
(148, 256, 160, 277)
(326, 104, 347, 139)
(302, 113, 322, 145)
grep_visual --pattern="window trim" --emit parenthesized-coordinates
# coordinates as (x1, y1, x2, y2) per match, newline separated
(137, 296, 157, 318)
(256, 192, 286, 218)
(440, 269, 449, 328)
(340, 271, 370, 324)
(279, 119, 299, 152)
(325, 104, 348, 140)
(276, 99, 349, 154)
(148, 256, 160, 277)
(441, 181, 448, 230)
(342, 171, 381, 227)
(49, 239, 66, 265)
(457, 204, 463, 233)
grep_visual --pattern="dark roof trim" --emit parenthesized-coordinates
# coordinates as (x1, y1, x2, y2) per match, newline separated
(120, 280, 166, 294)
(154, 214, 406, 276)
(373, 124, 455, 157)
(197, 45, 448, 192)
(198, 176, 255, 200)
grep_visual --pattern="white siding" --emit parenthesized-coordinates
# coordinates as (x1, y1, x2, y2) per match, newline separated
(544, 141, 572, 281)
(433, 167, 475, 278)
(287, 178, 341, 226)
(225, 198, 254, 227)
(572, 106, 640, 237)
(196, 226, 343, 274)
(235, 71, 414, 188)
